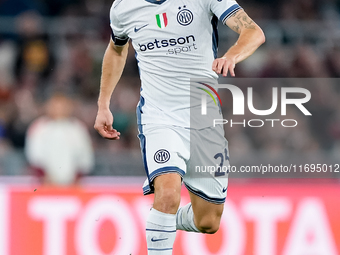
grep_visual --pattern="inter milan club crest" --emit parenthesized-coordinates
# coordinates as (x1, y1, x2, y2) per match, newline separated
(154, 149, 170, 163)
(156, 13, 168, 29)
(177, 6, 193, 26)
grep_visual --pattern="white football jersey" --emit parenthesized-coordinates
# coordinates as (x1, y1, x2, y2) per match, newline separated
(110, 0, 242, 127)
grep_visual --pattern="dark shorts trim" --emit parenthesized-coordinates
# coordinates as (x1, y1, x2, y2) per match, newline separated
(143, 166, 185, 195)
(184, 183, 226, 204)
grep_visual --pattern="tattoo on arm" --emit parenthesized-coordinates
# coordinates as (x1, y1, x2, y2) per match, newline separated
(229, 12, 240, 33)
(232, 12, 256, 32)
(232, 24, 240, 33)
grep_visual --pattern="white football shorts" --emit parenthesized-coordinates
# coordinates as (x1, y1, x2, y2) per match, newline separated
(138, 124, 229, 204)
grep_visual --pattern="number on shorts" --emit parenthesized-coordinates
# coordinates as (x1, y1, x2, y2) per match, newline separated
(214, 148, 229, 177)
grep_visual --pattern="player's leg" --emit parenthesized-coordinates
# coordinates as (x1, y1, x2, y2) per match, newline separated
(176, 190, 224, 234)
(176, 125, 228, 234)
(139, 124, 188, 254)
(188, 190, 224, 233)
(146, 173, 182, 255)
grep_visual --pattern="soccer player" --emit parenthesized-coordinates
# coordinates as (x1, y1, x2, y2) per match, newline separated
(94, 0, 265, 254)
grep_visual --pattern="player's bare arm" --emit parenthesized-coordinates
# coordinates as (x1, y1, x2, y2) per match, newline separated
(94, 40, 129, 140)
(212, 9, 265, 77)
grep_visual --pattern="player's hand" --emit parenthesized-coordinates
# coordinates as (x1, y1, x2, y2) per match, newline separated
(94, 108, 120, 140)
(212, 55, 236, 77)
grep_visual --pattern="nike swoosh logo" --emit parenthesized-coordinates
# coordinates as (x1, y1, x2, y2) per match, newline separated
(134, 24, 148, 33)
(222, 187, 227, 193)
(151, 237, 168, 242)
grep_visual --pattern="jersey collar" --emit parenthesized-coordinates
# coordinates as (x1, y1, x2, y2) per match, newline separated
(144, 0, 167, 4)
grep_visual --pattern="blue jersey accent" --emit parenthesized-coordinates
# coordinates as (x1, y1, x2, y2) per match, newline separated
(220, 4, 241, 23)
(144, 0, 168, 4)
(138, 126, 150, 193)
(211, 15, 219, 59)
(137, 95, 145, 124)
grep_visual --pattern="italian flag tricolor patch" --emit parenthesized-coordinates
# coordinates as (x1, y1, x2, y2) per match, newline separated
(156, 13, 168, 29)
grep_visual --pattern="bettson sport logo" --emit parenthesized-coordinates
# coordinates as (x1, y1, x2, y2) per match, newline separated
(138, 35, 197, 55)
(200, 84, 312, 128)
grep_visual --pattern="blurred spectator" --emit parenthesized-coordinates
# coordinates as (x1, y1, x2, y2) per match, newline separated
(14, 11, 55, 87)
(6, 87, 39, 148)
(25, 93, 94, 185)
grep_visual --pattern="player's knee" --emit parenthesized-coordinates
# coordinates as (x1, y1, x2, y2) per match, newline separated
(154, 187, 181, 213)
(195, 216, 221, 234)
(153, 173, 182, 213)
(197, 223, 220, 234)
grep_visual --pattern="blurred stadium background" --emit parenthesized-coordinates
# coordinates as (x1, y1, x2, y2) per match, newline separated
(0, 0, 339, 254)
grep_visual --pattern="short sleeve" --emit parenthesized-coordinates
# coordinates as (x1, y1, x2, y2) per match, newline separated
(210, 0, 243, 24)
(109, 6, 129, 46)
